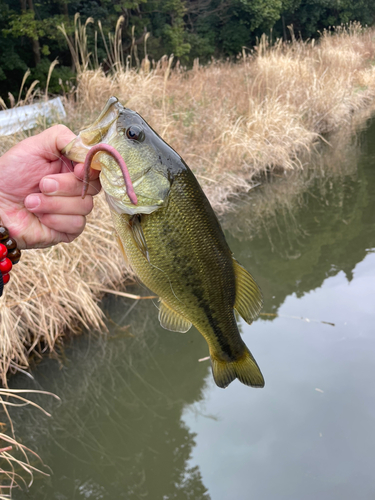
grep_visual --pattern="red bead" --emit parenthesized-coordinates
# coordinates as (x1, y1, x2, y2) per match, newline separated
(0, 258, 12, 274)
(0, 243, 7, 259)
(2, 273, 10, 285)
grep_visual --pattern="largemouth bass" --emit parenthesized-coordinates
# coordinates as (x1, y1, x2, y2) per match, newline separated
(63, 97, 265, 389)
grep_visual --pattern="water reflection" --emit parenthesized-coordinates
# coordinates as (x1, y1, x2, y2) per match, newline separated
(10, 120, 375, 499)
(223, 120, 375, 316)
(11, 299, 211, 499)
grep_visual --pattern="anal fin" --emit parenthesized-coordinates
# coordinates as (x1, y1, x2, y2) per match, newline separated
(158, 301, 192, 333)
(233, 258, 263, 324)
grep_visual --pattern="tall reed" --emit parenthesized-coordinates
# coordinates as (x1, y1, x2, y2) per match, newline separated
(65, 22, 375, 207)
(0, 388, 59, 496)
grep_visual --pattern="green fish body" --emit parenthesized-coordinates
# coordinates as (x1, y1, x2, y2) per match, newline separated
(64, 97, 264, 389)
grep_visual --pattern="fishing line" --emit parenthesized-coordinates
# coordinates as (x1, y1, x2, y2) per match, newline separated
(148, 260, 184, 306)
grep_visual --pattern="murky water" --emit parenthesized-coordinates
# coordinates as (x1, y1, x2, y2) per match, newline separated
(10, 120, 375, 499)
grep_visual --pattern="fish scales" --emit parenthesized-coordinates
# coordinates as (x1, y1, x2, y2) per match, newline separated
(112, 169, 241, 359)
(63, 97, 265, 389)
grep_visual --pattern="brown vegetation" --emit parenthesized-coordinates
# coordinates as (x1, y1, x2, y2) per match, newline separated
(68, 23, 375, 209)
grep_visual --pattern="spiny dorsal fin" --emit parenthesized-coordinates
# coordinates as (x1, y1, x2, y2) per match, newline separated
(158, 301, 192, 333)
(233, 258, 263, 324)
(130, 214, 149, 262)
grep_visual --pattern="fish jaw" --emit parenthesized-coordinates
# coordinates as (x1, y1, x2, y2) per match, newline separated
(100, 146, 170, 215)
(61, 96, 121, 162)
(61, 135, 91, 163)
(105, 192, 161, 216)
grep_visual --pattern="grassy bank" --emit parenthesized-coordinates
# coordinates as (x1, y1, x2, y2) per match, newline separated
(69, 23, 375, 210)
(1, 24, 375, 382)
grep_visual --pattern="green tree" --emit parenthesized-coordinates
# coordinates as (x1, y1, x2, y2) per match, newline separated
(185, 0, 283, 57)
(1, 0, 375, 104)
(276, 0, 375, 39)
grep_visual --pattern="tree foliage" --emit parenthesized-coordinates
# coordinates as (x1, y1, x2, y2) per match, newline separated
(1, 0, 375, 102)
(276, 0, 375, 39)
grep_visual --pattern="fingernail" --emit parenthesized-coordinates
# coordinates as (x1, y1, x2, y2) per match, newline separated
(25, 195, 41, 210)
(42, 178, 59, 194)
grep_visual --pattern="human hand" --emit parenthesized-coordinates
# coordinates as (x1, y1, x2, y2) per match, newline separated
(0, 125, 101, 249)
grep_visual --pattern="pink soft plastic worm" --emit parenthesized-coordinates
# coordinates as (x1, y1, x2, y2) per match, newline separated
(82, 144, 138, 205)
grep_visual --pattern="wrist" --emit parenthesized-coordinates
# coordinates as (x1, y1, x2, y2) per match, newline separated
(0, 197, 27, 250)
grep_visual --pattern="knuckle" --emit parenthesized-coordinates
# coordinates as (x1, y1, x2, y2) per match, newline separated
(54, 124, 71, 134)
(83, 196, 94, 213)
(72, 215, 86, 230)
(66, 233, 79, 243)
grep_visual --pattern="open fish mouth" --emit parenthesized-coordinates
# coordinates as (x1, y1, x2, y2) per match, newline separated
(62, 97, 138, 205)
(62, 96, 121, 163)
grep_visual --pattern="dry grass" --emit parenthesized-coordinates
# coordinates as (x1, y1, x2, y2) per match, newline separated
(0, 388, 59, 496)
(221, 120, 365, 240)
(0, 195, 132, 385)
(66, 23, 375, 204)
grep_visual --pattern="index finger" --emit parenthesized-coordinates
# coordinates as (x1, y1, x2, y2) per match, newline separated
(59, 155, 76, 174)
(40, 172, 101, 197)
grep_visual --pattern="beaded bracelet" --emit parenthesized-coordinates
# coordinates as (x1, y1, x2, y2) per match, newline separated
(0, 225, 21, 297)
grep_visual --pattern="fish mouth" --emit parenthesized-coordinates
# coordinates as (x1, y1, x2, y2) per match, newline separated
(62, 96, 121, 165)
(62, 97, 138, 205)
(82, 144, 138, 204)
(62, 135, 91, 164)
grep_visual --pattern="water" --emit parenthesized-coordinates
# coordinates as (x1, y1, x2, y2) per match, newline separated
(10, 121, 375, 499)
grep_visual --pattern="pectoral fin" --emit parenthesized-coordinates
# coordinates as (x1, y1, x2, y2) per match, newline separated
(115, 232, 129, 266)
(158, 301, 192, 333)
(129, 214, 150, 262)
(233, 258, 263, 324)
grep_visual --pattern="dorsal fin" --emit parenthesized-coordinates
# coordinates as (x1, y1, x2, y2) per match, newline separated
(233, 258, 263, 324)
(158, 301, 192, 333)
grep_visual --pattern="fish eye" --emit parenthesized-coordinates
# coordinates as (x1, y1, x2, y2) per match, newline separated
(126, 125, 145, 142)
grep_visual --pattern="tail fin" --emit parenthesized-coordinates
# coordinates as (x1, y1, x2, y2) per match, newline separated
(210, 349, 265, 389)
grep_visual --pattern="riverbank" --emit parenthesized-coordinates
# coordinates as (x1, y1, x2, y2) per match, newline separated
(1, 24, 375, 387)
